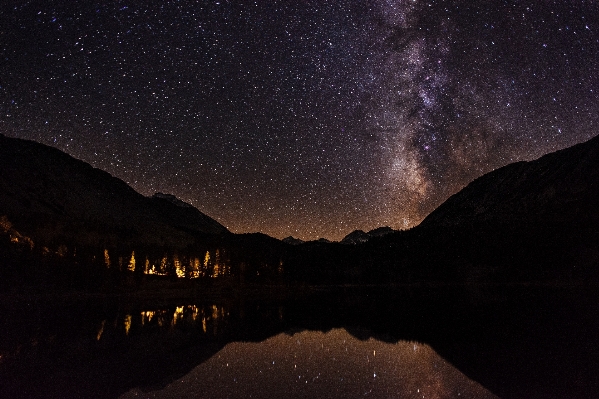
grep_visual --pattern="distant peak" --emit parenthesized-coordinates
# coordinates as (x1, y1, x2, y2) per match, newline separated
(341, 226, 396, 244)
(282, 236, 304, 245)
(152, 192, 194, 208)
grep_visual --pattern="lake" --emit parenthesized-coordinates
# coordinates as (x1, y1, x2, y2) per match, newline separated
(0, 285, 597, 398)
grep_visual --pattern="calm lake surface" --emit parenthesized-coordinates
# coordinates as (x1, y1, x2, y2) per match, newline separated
(0, 285, 597, 398)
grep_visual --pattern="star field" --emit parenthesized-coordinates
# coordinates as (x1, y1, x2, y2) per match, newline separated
(2, 1, 598, 240)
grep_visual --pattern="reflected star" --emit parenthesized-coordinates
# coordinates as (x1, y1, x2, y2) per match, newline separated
(120, 329, 499, 399)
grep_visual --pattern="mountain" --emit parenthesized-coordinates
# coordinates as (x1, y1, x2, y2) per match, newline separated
(420, 134, 599, 228)
(282, 236, 304, 245)
(0, 134, 228, 250)
(367, 226, 396, 237)
(398, 134, 599, 282)
(341, 230, 369, 245)
(341, 226, 396, 244)
(152, 192, 195, 208)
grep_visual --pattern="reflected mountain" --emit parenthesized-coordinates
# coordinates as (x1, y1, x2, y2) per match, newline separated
(1, 286, 598, 399)
(121, 328, 498, 399)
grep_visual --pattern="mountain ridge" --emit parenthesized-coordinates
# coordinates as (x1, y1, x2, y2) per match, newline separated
(0, 134, 229, 249)
(341, 226, 396, 245)
(420, 134, 599, 228)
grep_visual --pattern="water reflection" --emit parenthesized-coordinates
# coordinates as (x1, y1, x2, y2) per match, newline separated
(1, 287, 598, 399)
(124, 315, 132, 336)
(96, 320, 106, 341)
(91, 304, 231, 339)
(121, 328, 498, 399)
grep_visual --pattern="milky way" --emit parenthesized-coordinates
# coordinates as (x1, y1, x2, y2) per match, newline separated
(2, 1, 598, 240)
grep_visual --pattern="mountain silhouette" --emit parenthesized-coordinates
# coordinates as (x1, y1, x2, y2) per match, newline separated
(341, 226, 396, 244)
(396, 134, 599, 281)
(0, 134, 228, 250)
(421, 134, 599, 228)
(282, 236, 304, 245)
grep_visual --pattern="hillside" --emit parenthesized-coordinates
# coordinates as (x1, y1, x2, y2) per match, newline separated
(420, 134, 599, 228)
(341, 227, 395, 245)
(389, 134, 599, 281)
(0, 134, 228, 250)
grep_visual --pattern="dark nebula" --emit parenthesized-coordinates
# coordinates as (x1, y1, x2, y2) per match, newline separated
(2, 1, 598, 240)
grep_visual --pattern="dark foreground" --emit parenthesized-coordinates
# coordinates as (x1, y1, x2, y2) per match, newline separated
(0, 284, 597, 399)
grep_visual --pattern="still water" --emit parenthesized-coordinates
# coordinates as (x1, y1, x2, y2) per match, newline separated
(122, 328, 498, 399)
(0, 286, 597, 398)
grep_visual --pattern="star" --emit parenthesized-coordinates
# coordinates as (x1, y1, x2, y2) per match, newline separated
(2, 1, 598, 240)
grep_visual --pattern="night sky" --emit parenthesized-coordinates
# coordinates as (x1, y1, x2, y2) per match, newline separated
(2, 1, 599, 241)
